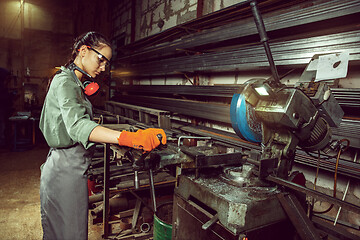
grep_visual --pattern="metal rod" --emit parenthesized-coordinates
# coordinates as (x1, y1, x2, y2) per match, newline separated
(277, 193, 321, 240)
(134, 170, 140, 189)
(119, 1, 360, 63)
(265, 173, 360, 215)
(122, 30, 360, 76)
(148, 169, 157, 213)
(250, 0, 280, 85)
(103, 143, 111, 238)
(177, 136, 211, 147)
(112, 85, 360, 109)
(129, 189, 154, 212)
(334, 150, 358, 226)
(132, 199, 142, 232)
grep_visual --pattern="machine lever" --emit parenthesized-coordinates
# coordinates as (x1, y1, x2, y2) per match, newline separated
(148, 168, 157, 213)
(202, 213, 219, 230)
(145, 134, 163, 212)
(132, 133, 164, 200)
(250, 0, 280, 86)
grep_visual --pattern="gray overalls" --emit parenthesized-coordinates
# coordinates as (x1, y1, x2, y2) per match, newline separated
(40, 144, 94, 239)
(39, 66, 99, 240)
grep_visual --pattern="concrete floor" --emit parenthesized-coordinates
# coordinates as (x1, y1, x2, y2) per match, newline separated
(0, 143, 103, 240)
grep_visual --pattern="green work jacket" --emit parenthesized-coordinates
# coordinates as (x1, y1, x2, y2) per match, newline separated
(39, 66, 99, 149)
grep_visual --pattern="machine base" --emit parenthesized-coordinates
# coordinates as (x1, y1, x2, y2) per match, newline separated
(172, 174, 298, 240)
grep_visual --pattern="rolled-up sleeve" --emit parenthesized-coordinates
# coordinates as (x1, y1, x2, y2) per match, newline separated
(55, 79, 99, 149)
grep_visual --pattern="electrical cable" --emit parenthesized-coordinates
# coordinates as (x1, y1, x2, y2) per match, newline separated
(304, 137, 351, 160)
(312, 138, 350, 214)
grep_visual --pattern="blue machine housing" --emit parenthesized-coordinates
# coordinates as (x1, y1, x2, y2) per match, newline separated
(230, 93, 262, 143)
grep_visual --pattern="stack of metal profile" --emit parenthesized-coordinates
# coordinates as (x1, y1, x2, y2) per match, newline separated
(119, 0, 360, 63)
(294, 150, 360, 181)
(330, 88, 360, 108)
(118, 30, 360, 75)
(115, 85, 243, 98)
(331, 118, 360, 148)
(114, 85, 360, 109)
(108, 93, 360, 149)
(108, 95, 231, 124)
(116, 0, 360, 76)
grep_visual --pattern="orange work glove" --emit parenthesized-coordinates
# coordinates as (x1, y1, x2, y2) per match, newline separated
(118, 128, 167, 152)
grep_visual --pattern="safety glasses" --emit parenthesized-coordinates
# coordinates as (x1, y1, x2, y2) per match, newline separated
(87, 46, 110, 68)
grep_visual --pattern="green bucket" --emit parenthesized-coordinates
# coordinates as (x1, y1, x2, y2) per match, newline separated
(153, 202, 173, 240)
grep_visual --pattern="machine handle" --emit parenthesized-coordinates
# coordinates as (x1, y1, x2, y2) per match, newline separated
(132, 133, 164, 190)
(202, 213, 219, 230)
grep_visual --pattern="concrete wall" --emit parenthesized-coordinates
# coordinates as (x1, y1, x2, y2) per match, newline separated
(112, 0, 249, 45)
(136, 0, 197, 40)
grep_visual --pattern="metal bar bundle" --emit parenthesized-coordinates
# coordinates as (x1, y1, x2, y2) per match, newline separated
(331, 119, 360, 148)
(295, 150, 360, 181)
(115, 85, 243, 98)
(120, 30, 360, 75)
(114, 85, 360, 109)
(107, 95, 360, 149)
(330, 88, 360, 107)
(118, 0, 360, 62)
(107, 96, 231, 124)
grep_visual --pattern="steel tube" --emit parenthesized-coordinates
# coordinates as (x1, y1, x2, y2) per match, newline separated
(122, 30, 360, 75)
(103, 143, 111, 238)
(148, 169, 157, 213)
(118, 1, 360, 63)
(266, 174, 360, 215)
(114, 85, 360, 109)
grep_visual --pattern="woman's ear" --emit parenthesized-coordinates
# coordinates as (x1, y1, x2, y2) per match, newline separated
(78, 45, 88, 57)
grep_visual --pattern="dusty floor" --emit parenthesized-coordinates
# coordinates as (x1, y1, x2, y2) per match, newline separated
(0, 143, 103, 240)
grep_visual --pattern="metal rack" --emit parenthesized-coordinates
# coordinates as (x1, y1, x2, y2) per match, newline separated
(115, 0, 360, 76)
(117, 0, 360, 62)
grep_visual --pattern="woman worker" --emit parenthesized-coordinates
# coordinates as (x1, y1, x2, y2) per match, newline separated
(39, 31, 166, 240)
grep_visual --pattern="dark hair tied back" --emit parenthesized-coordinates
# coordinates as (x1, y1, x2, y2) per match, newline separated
(65, 31, 111, 68)
(47, 31, 111, 91)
